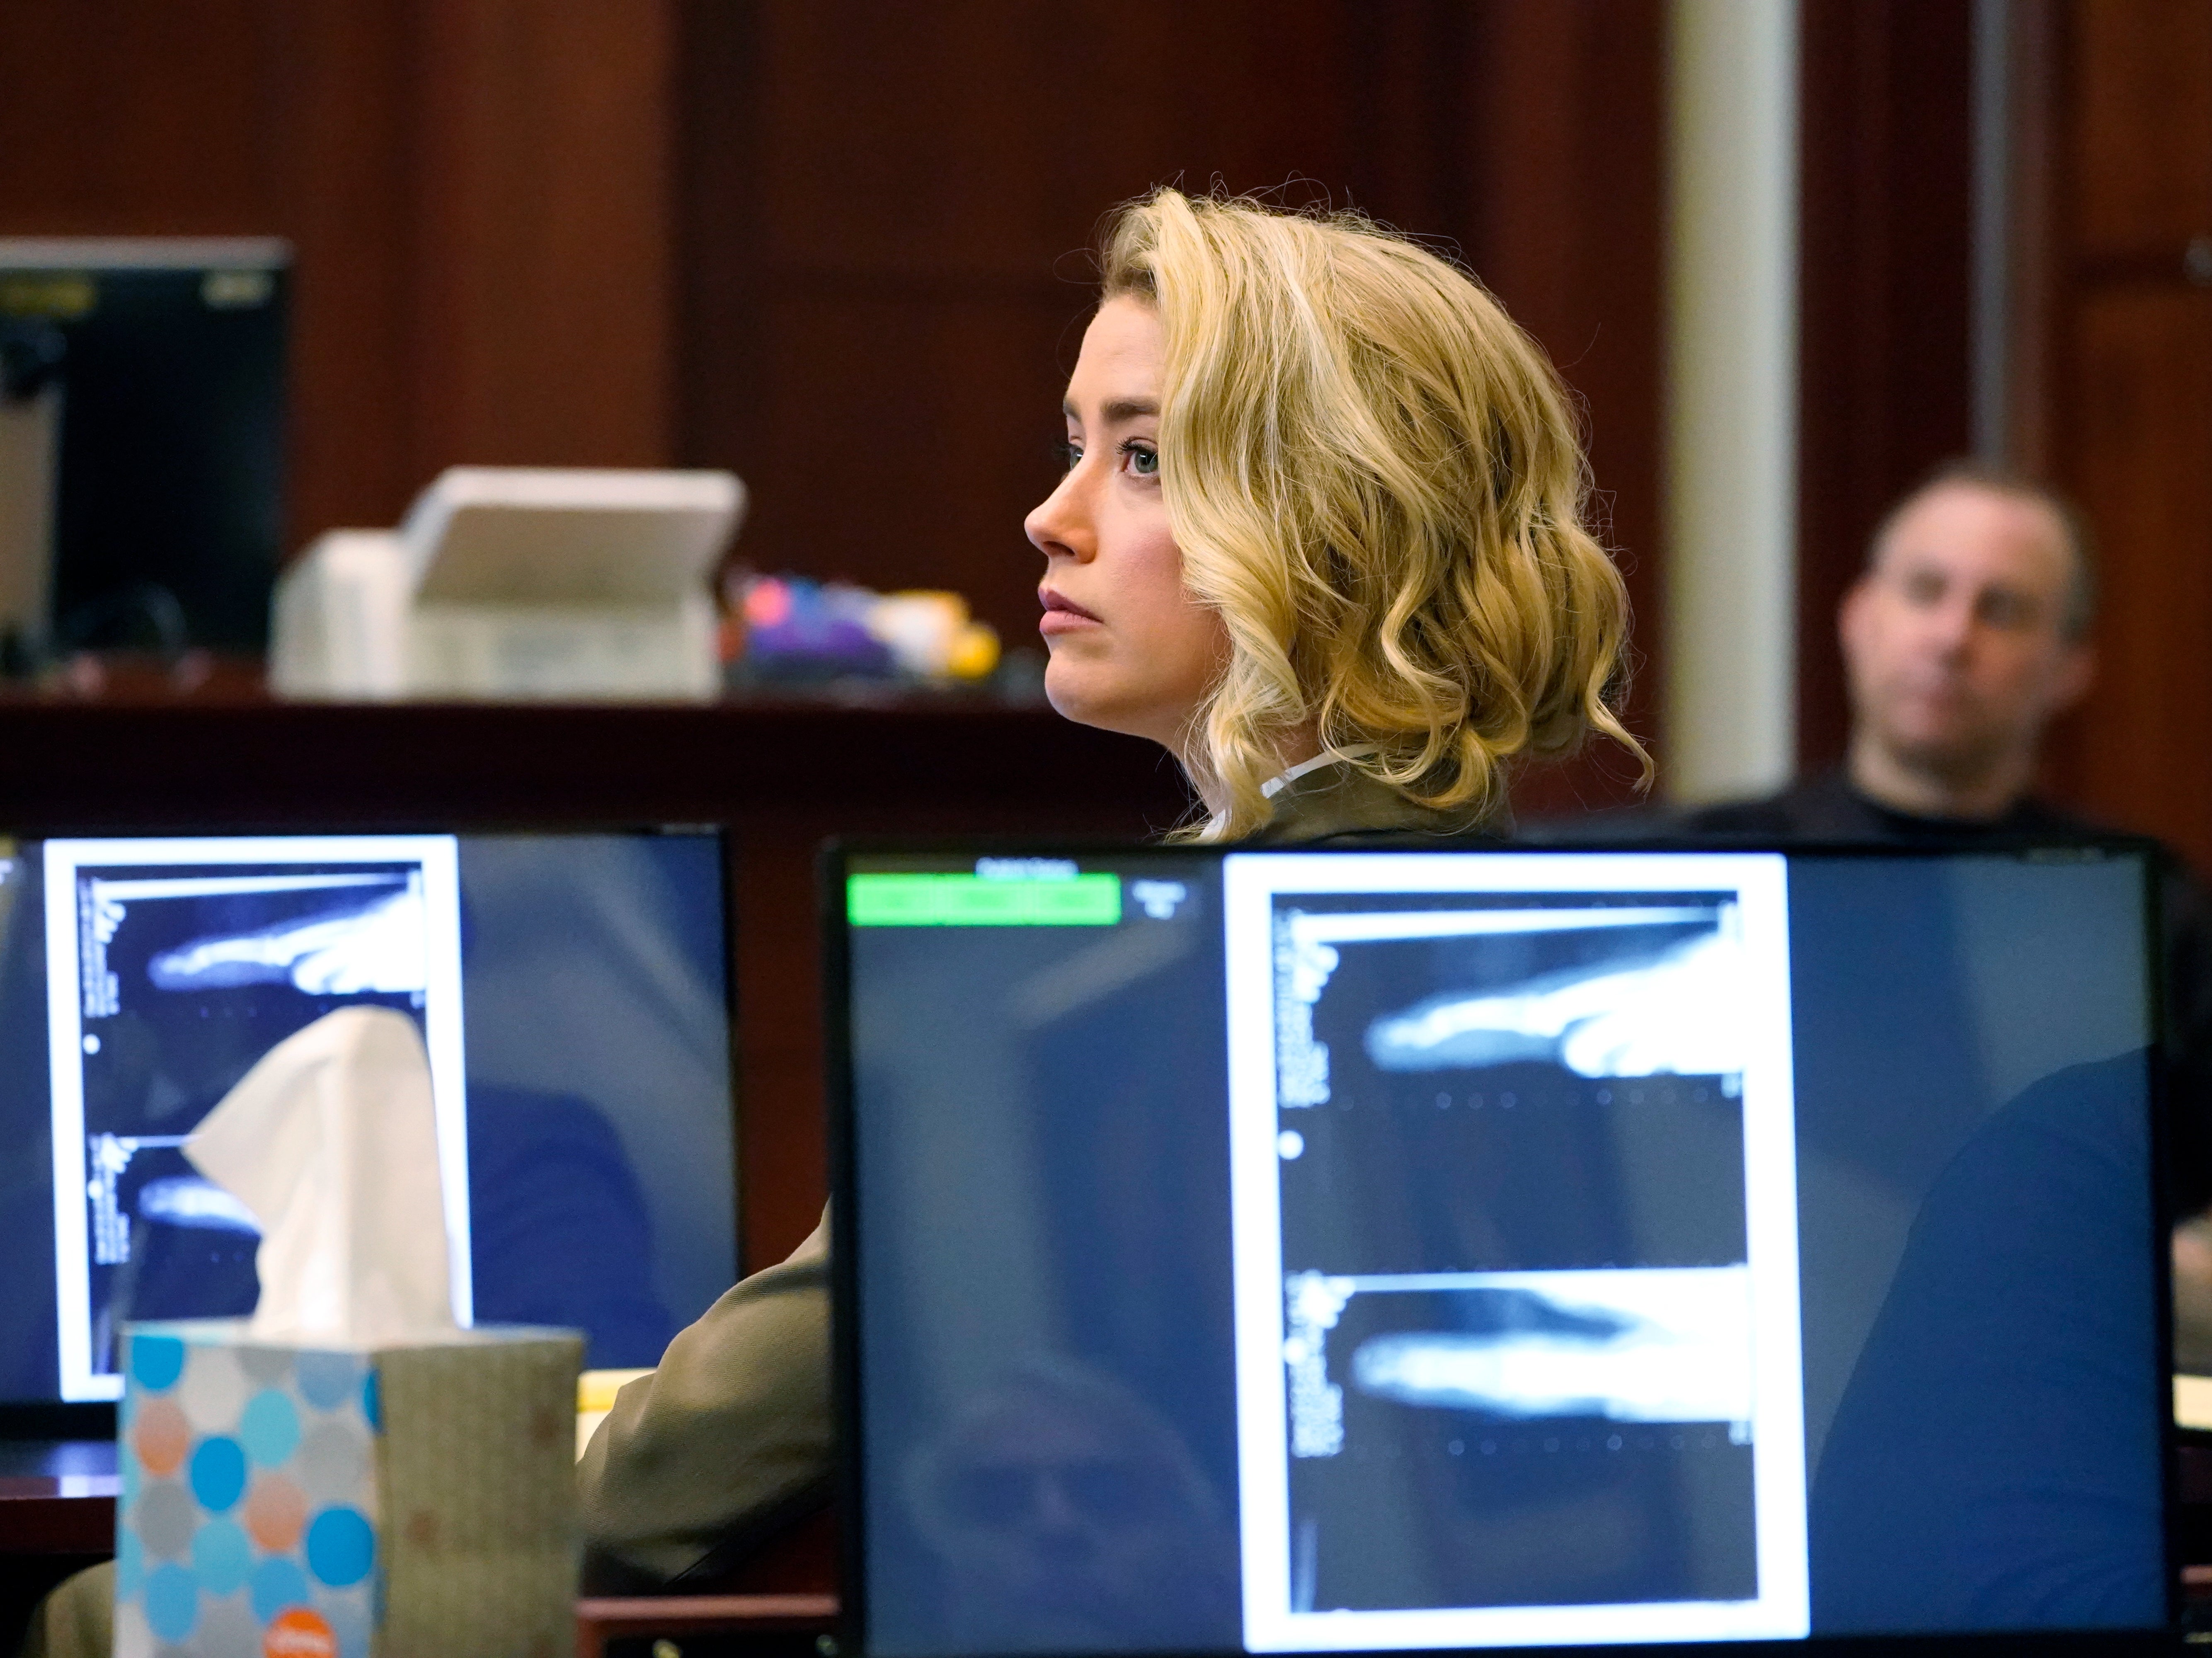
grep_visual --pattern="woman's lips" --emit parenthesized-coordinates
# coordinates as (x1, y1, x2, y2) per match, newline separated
(1039, 589, 1102, 636)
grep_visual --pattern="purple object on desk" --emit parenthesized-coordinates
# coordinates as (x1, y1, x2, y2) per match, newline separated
(736, 575, 894, 683)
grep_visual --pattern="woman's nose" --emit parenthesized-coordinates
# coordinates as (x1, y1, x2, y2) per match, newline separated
(1025, 470, 1093, 562)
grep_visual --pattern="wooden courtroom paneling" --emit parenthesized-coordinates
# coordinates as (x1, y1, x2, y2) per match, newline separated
(673, 0, 1666, 814)
(2070, 0, 2212, 259)
(1460, 1, 1667, 814)
(262, 8, 421, 531)
(1793, 0, 1976, 773)
(2060, 291, 2212, 853)
(0, 1, 678, 549)
(2016, 0, 2212, 869)
(408, 0, 676, 470)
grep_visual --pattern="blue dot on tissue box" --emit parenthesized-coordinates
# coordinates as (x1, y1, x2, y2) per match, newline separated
(115, 1330, 380, 1658)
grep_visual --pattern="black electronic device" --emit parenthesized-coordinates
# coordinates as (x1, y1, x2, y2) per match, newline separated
(829, 840, 2172, 1655)
(0, 239, 289, 656)
(0, 827, 737, 1420)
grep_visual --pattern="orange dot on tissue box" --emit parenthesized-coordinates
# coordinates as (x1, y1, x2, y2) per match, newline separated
(245, 1471, 309, 1553)
(262, 1605, 335, 1658)
(133, 1398, 189, 1478)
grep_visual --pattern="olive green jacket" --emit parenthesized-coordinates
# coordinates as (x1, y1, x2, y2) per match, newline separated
(578, 1208, 834, 1588)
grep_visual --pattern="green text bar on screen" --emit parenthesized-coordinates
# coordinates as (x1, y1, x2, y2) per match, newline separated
(847, 872, 1122, 926)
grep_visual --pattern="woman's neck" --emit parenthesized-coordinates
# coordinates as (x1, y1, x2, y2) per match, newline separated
(1181, 726, 1324, 819)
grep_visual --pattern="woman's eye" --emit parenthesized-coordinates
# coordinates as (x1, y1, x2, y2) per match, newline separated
(1054, 440, 1083, 471)
(1120, 441, 1159, 478)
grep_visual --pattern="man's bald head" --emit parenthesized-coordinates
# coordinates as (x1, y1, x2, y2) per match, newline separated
(1840, 463, 2097, 818)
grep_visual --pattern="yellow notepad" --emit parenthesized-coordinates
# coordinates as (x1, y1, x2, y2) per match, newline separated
(576, 1368, 653, 1461)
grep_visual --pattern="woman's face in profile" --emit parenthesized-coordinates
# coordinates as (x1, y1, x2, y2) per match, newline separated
(1026, 297, 1226, 753)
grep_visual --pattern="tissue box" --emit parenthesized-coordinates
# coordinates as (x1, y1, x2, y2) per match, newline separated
(114, 1321, 582, 1658)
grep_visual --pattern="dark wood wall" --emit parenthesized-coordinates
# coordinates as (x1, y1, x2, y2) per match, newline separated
(1793, 0, 1977, 772)
(0, 2, 678, 541)
(2014, 0, 2212, 871)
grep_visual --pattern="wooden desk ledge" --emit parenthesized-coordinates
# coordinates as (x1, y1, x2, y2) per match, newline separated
(0, 1475, 119, 1554)
(576, 1594, 838, 1658)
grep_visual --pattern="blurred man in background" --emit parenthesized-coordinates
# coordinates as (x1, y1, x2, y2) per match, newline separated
(1689, 461, 2095, 839)
(1671, 461, 2212, 1358)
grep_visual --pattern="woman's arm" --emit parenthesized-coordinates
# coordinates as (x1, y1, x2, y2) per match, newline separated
(577, 1208, 833, 1590)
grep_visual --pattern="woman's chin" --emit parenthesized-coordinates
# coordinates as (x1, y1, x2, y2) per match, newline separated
(1042, 667, 1112, 731)
(1043, 664, 1157, 746)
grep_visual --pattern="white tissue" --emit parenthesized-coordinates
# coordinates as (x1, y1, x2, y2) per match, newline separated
(185, 1005, 461, 1346)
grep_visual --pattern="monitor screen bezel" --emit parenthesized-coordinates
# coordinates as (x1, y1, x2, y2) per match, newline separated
(0, 815, 738, 1437)
(823, 835, 2178, 1658)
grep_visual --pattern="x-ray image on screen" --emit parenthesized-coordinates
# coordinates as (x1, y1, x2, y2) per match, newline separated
(1305, 1268, 1753, 1439)
(1221, 851, 1806, 1652)
(42, 836, 467, 1400)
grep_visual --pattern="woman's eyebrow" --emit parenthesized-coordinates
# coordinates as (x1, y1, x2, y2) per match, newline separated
(1061, 395, 1161, 427)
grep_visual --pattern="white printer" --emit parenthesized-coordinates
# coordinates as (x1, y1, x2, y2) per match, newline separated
(271, 466, 746, 700)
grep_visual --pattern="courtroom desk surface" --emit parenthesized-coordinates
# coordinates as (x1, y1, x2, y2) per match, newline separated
(575, 1592, 837, 1658)
(0, 1442, 117, 1556)
(0, 688, 1194, 830)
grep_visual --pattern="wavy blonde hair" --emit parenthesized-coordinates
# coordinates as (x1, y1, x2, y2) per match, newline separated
(1100, 188, 1645, 839)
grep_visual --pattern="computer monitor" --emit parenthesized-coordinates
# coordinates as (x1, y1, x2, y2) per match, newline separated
(0, 239, 288, 655)
(830, 842, 2169, 1653)
(0, 827, 735, 1410)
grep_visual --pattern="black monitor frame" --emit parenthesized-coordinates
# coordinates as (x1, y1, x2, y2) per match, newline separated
(0, 814, 739, 1440)
(823, 835, 2178, 1658)
(0, 238, 292, 657)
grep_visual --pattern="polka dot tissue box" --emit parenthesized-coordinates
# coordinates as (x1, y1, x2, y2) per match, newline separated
(116, 1320, 583, 1658)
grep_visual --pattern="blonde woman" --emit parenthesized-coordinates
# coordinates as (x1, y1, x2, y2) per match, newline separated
(574, 191, 1647, 1593)
(13, 191, 1645, 1657)
(1031, 187, 1642, 841)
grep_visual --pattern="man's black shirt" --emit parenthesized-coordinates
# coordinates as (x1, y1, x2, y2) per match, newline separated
(1683, 768, 2132, 844)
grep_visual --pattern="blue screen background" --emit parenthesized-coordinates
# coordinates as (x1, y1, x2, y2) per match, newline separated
(846, 849, 2163, 1652)
(0, 831, 734, 1394)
